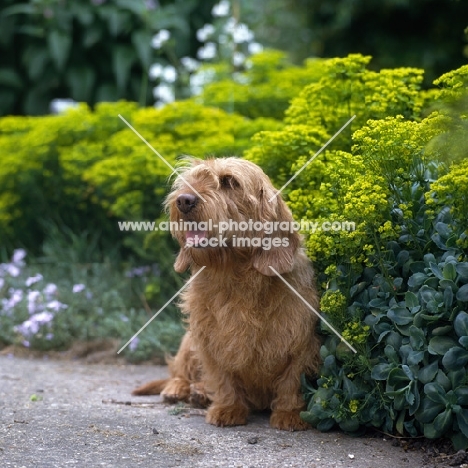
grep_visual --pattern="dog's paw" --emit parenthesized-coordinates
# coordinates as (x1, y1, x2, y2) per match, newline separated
(189, 382, 210, 408)
(161, 377, 190, 403)
(206, 404, 248, 427)
(270, 410, 310, 431)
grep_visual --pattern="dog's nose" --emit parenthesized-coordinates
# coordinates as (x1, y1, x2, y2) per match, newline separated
(176, 194, 198, 214)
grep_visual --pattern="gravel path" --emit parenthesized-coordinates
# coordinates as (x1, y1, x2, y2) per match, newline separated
(0, 356, 439, 467)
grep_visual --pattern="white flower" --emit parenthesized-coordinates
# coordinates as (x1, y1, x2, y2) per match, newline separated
(153, 85, 175, 103)
(25, 274, 43, 287)
(197, 42, 217, 60)
(212, 0, 229, 17)
(149, 63, 164, 79)
(232, 23, 254, 43)
(196, 24, 215, 42)
(47, 300, 68, 312)
(248, 42, 263, 55)
(180, 57, 199, 72)
(162, 65, 177, 83)
(50, 99, 78, 115)
(72, 284, 86, 293)
(151, 29, 170, 49)
(232, 51, 245, 67)
(12, 249, 27, 264)
(223, 17, 236, 35)
(190, 68, 216, 94)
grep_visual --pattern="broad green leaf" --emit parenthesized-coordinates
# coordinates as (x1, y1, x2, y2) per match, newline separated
(451, 431, 468, 451)
(454, 311, 468, 337)
(455, 387, 468, 406)
(428, 336, 457, 355)
(457, 284, 468, 302)
(429, 262, 443, 280)
(424, 422, 441, 439)
(405, 291, 419, 309)
(443, 262, 457, 281)
(316, 418, 335, 432)
(409, 325, 425, 349)
(112, 45, 136, 91)
(132, 30, 153, 68)
(48, 30, 72, 71)
(444, 287, 453, 309)
(339, 418, 360, 433)
(433, 408, 453, 434)
(66, 67, 96, 102)
(371, 363, 392, 380)
(408, 272, 426, 288)
(415, 397, 445, 423)
(418, 360, 439, 384)
(442, 346, 468, 371)
(424, 382, 448, 405)
(420, 285, 437, 303)
(388, 307, 413, 325)
(456, 263, 468, 279)
(407, 350, 425, 365)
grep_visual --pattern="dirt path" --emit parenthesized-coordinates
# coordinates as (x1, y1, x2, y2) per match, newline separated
(0, 356, 444, 467)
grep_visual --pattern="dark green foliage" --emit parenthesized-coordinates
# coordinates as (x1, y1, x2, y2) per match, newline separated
(0, 0, 216, 115)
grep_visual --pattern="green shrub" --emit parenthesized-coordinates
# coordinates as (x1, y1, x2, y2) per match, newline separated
(244, 54, 428, 208)
(0, 100, 279, 252)
(196, 50, 326, 120)
(294, 63, 468, 448)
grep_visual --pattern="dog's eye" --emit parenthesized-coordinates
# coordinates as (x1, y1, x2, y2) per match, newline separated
(219, 175, 239, 189)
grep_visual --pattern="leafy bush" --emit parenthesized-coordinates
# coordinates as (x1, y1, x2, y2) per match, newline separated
(244, 54, 428, 204)
(0, 0, 217, 115)
(291, 61, 468, 447)
(196, 50, 326, 120)
(0, 100, 278, 253)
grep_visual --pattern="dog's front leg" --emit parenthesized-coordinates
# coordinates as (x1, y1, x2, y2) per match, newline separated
(203, 362, 249, 427)
(270, 361, 310, 431)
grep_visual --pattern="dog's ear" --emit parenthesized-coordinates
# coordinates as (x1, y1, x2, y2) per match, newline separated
(252, 189, 301, 276)
(174, 248, 192, 273)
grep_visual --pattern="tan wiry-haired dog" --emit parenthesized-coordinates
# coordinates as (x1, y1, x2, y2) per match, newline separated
(133, 157, 321, 431)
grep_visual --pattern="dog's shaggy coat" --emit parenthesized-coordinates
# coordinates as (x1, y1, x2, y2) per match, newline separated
(133, 157, 321, 430)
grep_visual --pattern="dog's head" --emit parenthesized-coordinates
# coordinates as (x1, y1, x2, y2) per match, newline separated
(165, 157, 301, 276)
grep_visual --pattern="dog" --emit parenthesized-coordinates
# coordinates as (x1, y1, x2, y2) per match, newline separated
(132, 157, 321, 431)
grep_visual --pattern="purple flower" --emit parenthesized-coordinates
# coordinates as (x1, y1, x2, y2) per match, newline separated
(5, 264, 20, 277)
(2, 289, 23, 313)
(22, 340, 30, 348)
(0, 278, 4, 289)
(129, 337, 140, 352)
(46, 333, 54, 340)
(28, 291, 42, 315)
(12, 249, 27, 265)
(43, 283, 57, 299)
(26, 274, 43, 287)
(72, 284, 85, 293)
(47, 300, 68, 312)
